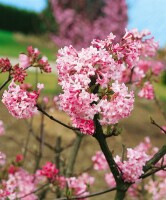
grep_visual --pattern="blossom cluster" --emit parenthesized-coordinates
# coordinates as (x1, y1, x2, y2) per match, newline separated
(56, 29, 160, 134)
(66, 173, 95, 199)
(50, 0, 127, 49)
(2, 82, 44, 119)
(115, 148, 149, 183)
(92, 146, 149, 184)
(0, 58, 27, 83)
(0, 154, 37, 200)
(19, 46, 52, 73)
(39, 161, 59, 181)
(92, 137, 166, 199)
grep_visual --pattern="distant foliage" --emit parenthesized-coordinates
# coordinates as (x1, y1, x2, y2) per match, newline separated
(0, 4, 45, 34)
(50, 0, 128, 49)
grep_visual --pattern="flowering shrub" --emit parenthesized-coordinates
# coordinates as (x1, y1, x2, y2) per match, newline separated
(50, 0, 128, 49)
(0, 29, 165, 200)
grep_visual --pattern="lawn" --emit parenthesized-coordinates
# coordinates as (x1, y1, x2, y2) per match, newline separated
(0, 71, 61, 95)
(0, 30, 58, 60)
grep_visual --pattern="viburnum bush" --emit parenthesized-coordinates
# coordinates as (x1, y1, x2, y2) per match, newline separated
(50, 0, 128, 49)
(0, 29, 166, 200)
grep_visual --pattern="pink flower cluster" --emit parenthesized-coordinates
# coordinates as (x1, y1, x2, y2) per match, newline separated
(2, 82, 44, 119)
(57, 29, 159, 134)
(19, 46, 52, 73)
(66, 173, 95, 199)
(0, 168, 38, 200)
(0, 58, 27, 83)
(39, 162, 59, 181)
(50, 0, 127, 49)
(11, 64, 27, 83)
(92, 142, 150, 184)
(115, 148, 149, 183)
(0, 58, 12, 72)
(92, 151, 108, 170)
(138, 81, 155, 100)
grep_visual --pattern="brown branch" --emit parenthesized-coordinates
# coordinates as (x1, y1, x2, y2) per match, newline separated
(0, 74, 12, 90)
(19, 182, 49, 199)
(36, 104, 79, 131)
(143, 145, 166, 172)
(57, 187, 117, 200)
(141, 165, 166, 179)
(24, 119, 55, 151)
(150, 117, 166, 134)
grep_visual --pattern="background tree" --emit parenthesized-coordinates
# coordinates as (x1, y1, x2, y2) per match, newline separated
(49, 0, 128, 49)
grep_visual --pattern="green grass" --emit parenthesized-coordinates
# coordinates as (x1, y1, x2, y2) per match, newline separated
(154, 82, 166, 102)
(0, 71, 61, 95)
(0, 30, 58, 60)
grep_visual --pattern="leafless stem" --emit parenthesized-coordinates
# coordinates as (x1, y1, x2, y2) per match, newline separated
(150, 117, 166, 134)
(36, 104, 79, 131)
(0, 74, 12, 90)
(57, 187, 117, 200)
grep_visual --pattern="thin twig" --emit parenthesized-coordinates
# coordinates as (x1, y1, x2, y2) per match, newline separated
(66, 133, 83, 177)
(0, 75, 12, 90)
(150, 117, 166, 134)
(24, 119, 55, 151)
(19, 183, 49, 199)
(57, 187, 117, 200)
(36, 104, 79, 131)
(141, 165, 166, 179)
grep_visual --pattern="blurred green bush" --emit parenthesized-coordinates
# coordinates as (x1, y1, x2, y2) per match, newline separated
(0, 4, 45, 34)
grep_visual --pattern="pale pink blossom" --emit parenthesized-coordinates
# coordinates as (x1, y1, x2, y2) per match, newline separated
(19, 54, 30, 69)
(0, 151, 6, 166)
(50, 0, 127, 49)
(2, 81, 43, 119)
(92, 151, 108, 170)
(161, 126, 166, 134)
(66, 173, 94, 199)
(105, 173, 116, 187)
(138, 82, 154, 100)
(0, 168, 39, 200)
(116, 148, 149, 183)
(0, 120, 5, 136)
(145, 179, 166, 200)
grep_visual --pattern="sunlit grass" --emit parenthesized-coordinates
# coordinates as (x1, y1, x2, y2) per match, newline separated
(154, 82, 166, 102)
(0, 30, 58, 60)
(0, 71, 61, 95)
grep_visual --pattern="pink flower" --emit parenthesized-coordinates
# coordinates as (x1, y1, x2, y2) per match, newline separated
(138, 82, 154, 100)
(0, 120, 5, 136)
(15, 154, 24, 163)
(11, 64, 27, 83)
(39, 162, 59, 181)
(3, 168, 38, 200)
(0, 58, 12, 72)
(105, 172, 116, 187)
(2, 81, 42, 119)
(19, 54, 30, 69)
(116, 148, 149, 183)
(92, 151, 108, 170)
(161, 126, 166, 134)
(0, 151, 6, 166)
(66, 173, 94, 199)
